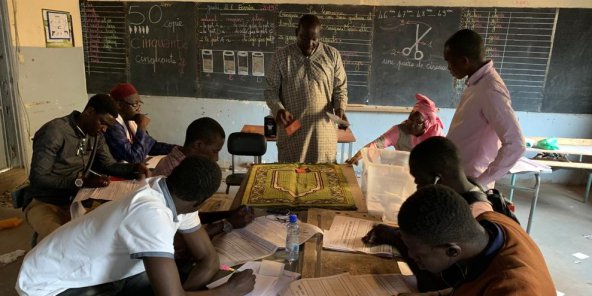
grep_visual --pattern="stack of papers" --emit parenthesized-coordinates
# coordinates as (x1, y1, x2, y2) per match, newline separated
(282, 273, 416, 296)
(213, 216, 323, 266)
(208, 260, 301, 296)
(323, 215, 398, 257)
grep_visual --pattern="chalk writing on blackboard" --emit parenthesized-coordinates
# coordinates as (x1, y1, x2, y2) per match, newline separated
(460, 8, 558, 111)
(277, 4, 374, 103)
(80, 1, 127, 92)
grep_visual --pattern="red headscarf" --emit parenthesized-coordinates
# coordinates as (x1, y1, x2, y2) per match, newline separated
(110, 83, 138, 101)
(413, 93, 444, 141)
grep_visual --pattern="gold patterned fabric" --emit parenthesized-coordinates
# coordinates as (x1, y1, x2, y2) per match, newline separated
(242, 164, 355, 209)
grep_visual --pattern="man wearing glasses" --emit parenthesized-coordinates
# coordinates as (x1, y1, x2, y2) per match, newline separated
(105, 83, 176, 163)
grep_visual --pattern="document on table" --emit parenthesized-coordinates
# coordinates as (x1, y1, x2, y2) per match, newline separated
(198, 193, 234, 212)
(70, 180, 145, 219)
(323, 215, 397, 257)
(207, 260, 301, 296)
(510, 157, 552, 174)
(213, 216, 323, 266)
(282, 273, 416, 296)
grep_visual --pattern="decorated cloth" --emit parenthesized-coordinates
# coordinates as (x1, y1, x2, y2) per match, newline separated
(242, 164, 356, 209)
(265, 43, 348, 163)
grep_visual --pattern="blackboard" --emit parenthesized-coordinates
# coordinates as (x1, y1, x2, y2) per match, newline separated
(543, 9, 592, 114)
(127, 2, 197, 97)
(196, 3, 277, 100)
(277, 4, 374, 104)
(80, 1, 127, 94)
(371, 7, 460, 108)
(80, 2, 592, 114)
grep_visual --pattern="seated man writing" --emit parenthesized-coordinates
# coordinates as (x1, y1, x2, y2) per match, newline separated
(105, 83, 176, 163)
(154, 117, 254, 237)
(16, 156, 256, 296)
(396, 185, 555, 295)
(363, 136, 515, 291)
(346, 94, 443, 165)
(24, 94, 148, 242)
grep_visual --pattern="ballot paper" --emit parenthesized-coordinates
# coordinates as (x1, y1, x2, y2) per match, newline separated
(282, 273, 416, 296)
(198, 193, 234, 212)
(207, 261, 301, 296)
(213, 216, 323, 266)
(323, 215, 398, 257)
(70, 180, 145, 219)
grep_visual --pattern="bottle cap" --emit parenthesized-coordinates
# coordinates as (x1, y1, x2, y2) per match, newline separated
(289, 214, 298, 223)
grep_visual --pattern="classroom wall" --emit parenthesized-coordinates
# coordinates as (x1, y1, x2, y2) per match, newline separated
(7, 0, 592, 185)
(6, 0, 88, 172)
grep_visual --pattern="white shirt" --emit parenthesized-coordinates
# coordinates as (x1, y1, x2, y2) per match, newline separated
(16, 177, 201, 296)
(447, 61, 525, 188)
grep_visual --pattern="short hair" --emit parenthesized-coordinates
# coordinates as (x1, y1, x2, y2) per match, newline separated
(297, 14, 321, 32)
(409, 136, 461, 176)
(85, 94, 118, 118)
(184, 117, 226, 147)
(398, 185, 482, 245)
(444, 29, 484, 61)
(166, 156, 222, 203)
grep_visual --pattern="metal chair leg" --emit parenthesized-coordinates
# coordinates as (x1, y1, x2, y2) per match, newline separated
(509, 173, 517, 201)
(584, 171, 592, 204)
(526, 173, 541, 234)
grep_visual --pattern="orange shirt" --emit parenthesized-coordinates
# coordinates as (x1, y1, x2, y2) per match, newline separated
(453, 212, 555, 295)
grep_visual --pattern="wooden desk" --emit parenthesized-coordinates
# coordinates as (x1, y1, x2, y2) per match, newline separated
(523, 137, 592, 203)
(231, 164, 366, 212)
(300, 208, 401, 278)
(241, 125, 357, 163)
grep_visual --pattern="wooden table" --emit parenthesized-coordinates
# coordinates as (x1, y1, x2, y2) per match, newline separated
(241, 125, 357, 163)
(300, 208, 401, 278)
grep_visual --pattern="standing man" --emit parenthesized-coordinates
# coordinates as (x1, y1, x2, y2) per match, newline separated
(265, 14, 348, 163)
(24, 94, 148, 242)
(445, 29, 525, 189)
(105, 83, 176, 163)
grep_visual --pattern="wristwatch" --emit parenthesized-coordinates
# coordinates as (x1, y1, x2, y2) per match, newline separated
(75, 178, 84, 188)
(222, 219, 233, 233)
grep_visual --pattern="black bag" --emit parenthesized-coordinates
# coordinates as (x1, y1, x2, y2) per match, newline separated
(485, 189, 520, 224)
(11, 184, 32, 210)
(462, 189, 520, 224)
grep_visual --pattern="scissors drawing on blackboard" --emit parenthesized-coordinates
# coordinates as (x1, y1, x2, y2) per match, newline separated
(402, 24, 432, 60)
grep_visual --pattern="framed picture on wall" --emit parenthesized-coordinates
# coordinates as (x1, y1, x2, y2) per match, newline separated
(42, 9, 74, 47)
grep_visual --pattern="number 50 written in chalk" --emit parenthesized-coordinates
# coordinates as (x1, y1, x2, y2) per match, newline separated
(128, 5, 163, 25)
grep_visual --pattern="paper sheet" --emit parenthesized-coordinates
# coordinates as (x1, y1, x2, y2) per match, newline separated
(213, 216, 323, 266)
(70, 180, 145, 219)
(145, 155, 166, 169)
(323, 216, 395, 257)
(510, 157, 552, 174)
(198, 193, 234, 212)
(207, 261, 300, 296)
(282, 273, 416, 296)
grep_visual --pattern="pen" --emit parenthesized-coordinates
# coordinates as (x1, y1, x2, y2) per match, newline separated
(88, 169, 103, 177)
(220, 264, 235, 272)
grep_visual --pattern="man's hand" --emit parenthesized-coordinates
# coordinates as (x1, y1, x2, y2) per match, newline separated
(227, 206, 254, 228)
(275, 109, 293, 127)
(345, 151, 362, 165)
(134, 163, 150, 180)
(221, 269, 256, 295)
(335, 108, 348, 130)
(361, 224, 399, 246)
(133, 113, 151, 130)
(83, 173, 109, 188)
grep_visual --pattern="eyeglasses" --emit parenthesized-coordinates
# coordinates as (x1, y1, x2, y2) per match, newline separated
(122, 100, 143, 108)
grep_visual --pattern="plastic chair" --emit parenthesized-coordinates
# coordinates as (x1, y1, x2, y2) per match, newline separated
(225, 132, 267, 194)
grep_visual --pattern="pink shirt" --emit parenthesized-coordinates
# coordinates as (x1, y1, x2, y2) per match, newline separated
(447, 61, 525, 188)
(153, 146, 186, 176)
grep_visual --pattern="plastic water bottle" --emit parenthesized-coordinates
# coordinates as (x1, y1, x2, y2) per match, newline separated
(285, 214, 300, 262)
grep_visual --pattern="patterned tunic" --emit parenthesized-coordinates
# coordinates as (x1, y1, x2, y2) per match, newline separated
(265, 43, 348, 163)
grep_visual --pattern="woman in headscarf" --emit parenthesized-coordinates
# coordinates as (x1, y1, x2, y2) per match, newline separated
(346, 93, 444, 165)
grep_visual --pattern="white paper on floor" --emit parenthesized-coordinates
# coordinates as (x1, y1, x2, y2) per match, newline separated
(572, 252, 589, 260)
(0, 250, 26, 264)
(556, 291, 565, 296)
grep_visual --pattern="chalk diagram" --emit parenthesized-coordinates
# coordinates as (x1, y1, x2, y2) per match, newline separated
(382, 21, 433, 61)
